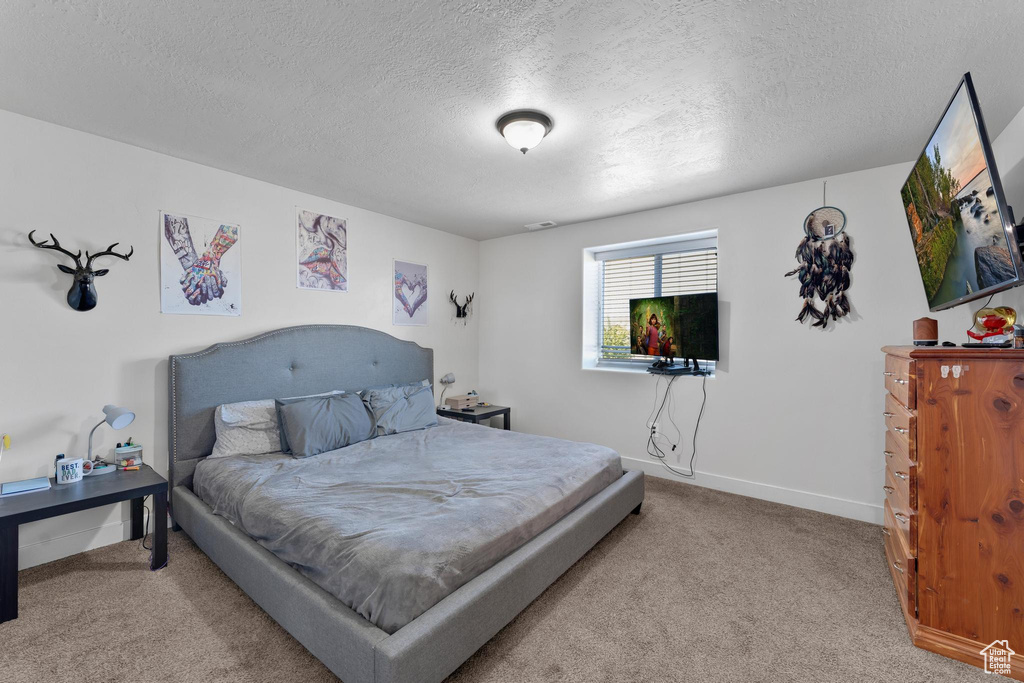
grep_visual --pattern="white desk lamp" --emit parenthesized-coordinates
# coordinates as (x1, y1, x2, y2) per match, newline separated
(437, 373, 455, 408)
(87, 404, 135, 476)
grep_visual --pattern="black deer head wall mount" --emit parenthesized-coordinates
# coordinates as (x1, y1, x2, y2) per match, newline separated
(450, 290, 474, 322)
(29, 231, 133, 312)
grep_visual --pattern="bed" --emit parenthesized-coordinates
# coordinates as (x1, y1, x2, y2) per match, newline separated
(168, 325, 644, 683)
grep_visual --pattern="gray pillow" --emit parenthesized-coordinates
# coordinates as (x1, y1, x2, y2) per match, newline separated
(361, 379, 438, 435)
(211, 390, 344, 459)
(275, 394, 376, 458)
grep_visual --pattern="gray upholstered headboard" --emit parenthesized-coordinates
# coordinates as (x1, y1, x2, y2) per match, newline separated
(168, 325, 433, 492)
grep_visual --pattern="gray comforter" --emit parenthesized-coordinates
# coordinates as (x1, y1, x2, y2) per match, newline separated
(193, 417, 622, 633)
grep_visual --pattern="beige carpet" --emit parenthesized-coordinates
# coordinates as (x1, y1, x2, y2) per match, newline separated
(0, 477, 991, 682)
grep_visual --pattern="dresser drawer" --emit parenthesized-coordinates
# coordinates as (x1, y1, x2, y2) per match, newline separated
(884, 387, 917, 436)
(884, 393, 916, 462)
(884, 455, 917, 512)
(884, 421, 916, 466)
(883, 500, 917, 619)
(884, 355, 916, 410)
(884, 481, 916, 549)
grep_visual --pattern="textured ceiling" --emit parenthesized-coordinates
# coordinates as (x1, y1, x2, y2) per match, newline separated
(2, 1, 1024, 240)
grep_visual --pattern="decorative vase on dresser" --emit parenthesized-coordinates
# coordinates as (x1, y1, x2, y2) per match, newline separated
(881, 346, 1024, 680)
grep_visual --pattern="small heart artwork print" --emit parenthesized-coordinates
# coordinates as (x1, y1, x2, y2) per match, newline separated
(393, 259, 428, 326)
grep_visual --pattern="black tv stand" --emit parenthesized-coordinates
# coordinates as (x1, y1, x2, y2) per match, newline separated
(647, 365, 704, 376)
(647, 356, 708, 376)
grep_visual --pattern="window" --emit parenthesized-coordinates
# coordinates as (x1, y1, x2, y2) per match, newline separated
(582, 231, 718, 371)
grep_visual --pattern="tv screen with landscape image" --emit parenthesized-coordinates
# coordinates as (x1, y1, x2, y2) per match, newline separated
(900, 73, 1021, 311)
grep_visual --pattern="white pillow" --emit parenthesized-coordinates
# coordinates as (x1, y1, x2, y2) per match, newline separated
(209, 391, 343, 458)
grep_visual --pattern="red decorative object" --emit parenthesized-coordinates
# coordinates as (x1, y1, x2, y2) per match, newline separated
(966, 306, 1017, 341)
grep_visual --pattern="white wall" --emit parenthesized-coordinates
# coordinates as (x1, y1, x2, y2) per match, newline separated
(478, 106, 1024, 524)
(3, 98, 1023, 567)
(0, 110, 479, 568)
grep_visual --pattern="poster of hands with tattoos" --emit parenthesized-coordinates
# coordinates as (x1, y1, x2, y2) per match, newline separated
(160, 211, 242, 316)
(296, 208, 348, 291)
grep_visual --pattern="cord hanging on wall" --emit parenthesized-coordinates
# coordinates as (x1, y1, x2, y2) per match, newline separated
(784, 181, 855, 330)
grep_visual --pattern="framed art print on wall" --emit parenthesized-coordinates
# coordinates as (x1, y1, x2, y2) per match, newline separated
(393, 259, 428, 326)
(160, 211, 241, 316)
(297, 208, 348, 292)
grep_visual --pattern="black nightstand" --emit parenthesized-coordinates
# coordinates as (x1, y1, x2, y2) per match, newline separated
(437, 404, 511, 430)
(0, 464, 168, 623)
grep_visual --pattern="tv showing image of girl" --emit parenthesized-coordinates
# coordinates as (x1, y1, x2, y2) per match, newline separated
(629, 297, 677, 357)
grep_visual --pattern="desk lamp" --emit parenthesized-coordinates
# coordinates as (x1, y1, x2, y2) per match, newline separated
(87, 404, 135, 476)
(437, 373, 455, 408)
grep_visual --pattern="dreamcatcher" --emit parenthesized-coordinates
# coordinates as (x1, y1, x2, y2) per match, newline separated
(784, 182, 854, 330)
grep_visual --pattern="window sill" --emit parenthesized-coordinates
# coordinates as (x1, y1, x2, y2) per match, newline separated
(583, 363, 650, 375)
(583, 361, 715, 377)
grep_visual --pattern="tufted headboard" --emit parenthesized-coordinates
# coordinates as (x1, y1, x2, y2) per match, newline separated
(168, 325, 433, 492)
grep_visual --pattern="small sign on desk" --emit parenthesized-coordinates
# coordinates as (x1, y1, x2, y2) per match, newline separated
(0, 477, 51, 497)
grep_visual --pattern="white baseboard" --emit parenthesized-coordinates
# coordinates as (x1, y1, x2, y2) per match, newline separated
(621, 455, 883, 525)
(16, 510, 173, 570)
(17, 519, 131, 570)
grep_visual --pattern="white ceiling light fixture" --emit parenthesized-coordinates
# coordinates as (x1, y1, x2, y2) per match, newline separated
(496, 110, 553, 154)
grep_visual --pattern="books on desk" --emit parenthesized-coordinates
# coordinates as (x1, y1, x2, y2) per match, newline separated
(1, 477, 51, 497)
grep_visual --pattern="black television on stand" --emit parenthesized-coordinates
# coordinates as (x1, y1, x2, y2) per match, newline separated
(630, 293, 719, 374)
(900, 72, 1024, 312)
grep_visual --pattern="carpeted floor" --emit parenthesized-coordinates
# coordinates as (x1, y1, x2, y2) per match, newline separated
(0, 477, 991, 682)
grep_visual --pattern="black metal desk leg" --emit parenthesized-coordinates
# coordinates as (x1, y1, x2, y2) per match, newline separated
(151, 491, 168, 571)
(130, 497, 145, 540)
(504, 411, 511, 430)
(0, 524, 18, 623)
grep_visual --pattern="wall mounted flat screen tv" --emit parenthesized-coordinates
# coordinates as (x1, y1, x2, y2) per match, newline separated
(900, 72, 1023, 311)
(629, 293, 719, 360)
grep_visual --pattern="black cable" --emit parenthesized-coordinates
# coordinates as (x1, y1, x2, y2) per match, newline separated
(646, 372, 708, 478)
(139, 495, 152, 551)
(665, 374, 682, 445)
(646, 376, 676, 459)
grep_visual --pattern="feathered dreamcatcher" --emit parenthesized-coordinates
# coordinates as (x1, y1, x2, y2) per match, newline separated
(784, 182, 854, 330)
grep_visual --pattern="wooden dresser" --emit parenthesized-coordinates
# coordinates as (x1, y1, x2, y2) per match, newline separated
(882, 346, 1024, 679)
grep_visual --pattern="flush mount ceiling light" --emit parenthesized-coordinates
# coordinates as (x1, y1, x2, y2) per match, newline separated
(496, 110, 553, 154)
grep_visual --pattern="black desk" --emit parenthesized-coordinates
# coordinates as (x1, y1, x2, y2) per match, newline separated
(437, 404, 511, 430)
(0, 464, 167, 623)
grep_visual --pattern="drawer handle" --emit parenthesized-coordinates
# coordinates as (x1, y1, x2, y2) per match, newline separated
(881, 527, 891, 537)
(883, 450, 894, 458)
(895, 471, 908, 481)
(883, 411, 895, 418)
(894, 512, 909, 523)
(894, 427, 908, 434)
(894, 378, 908, 385)
(893, 560, 904, 574)
(883, 485, 895, 494)
(883, 371, 895, 376)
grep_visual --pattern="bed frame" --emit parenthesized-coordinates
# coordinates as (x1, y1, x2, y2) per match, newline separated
(168, 325, 644, 683)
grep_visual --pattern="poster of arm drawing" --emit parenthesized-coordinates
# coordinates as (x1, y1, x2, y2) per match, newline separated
(297, 208, 348, 291)
(160, 211, 241, 316)
(393, 259, 428, 326)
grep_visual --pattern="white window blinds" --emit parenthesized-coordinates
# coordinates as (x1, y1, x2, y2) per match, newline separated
(599, 245, 718, 361)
